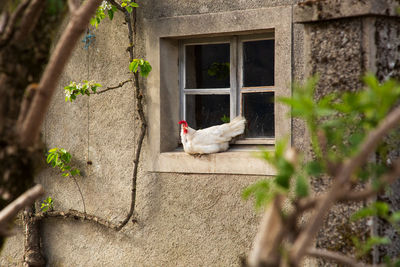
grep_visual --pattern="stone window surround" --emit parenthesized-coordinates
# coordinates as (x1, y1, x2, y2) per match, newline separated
(145, 6, 292, 175)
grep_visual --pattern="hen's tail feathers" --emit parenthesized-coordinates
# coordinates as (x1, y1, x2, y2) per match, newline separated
(227, 116, 246, 138)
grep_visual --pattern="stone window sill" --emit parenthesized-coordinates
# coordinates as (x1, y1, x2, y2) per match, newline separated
(152, 146, 276, 175)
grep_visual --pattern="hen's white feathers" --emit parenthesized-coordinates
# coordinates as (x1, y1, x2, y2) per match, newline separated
(180, 116, 246, 154)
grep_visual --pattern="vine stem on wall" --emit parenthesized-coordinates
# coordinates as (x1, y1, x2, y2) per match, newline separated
(108, 0, 145, 231)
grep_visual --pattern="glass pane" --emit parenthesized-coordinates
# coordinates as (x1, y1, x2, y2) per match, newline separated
(185, 44, 230, 89)
(243, 92, 274, 138)
(243, 39, 274, 87)
(186, 95, 230, 130)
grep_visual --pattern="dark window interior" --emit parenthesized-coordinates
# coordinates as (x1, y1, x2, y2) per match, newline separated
(242, 92, 274, 138)
(243, 40, 274, 87)
(185, 44, 230, 89)
(186, 94, 230, 130)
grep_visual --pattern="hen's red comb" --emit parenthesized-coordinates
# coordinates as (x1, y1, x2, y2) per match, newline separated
(178, 120, 188, 126)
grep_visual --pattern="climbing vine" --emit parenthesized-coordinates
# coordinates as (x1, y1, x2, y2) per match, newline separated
(36, 0, 149, 229)
(19, 1, 151, 265)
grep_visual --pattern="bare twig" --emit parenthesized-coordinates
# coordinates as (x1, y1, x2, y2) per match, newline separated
(0, 184, 44, 235)
(296, 157, 400, 213)
(0, 12, 9, 35)
(19, 0, 103, 147)
(16, 83, 38, 132)
(33, 209, 119, 230)
(71, 175, 86, 213)
(290, 105, 400, 263)
(12, 0, 45, 43)
(306, 248, 368, 267)
(95, 79, 133, 94)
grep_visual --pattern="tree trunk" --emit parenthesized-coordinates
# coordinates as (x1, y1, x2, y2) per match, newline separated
(0, 0, 67, 248)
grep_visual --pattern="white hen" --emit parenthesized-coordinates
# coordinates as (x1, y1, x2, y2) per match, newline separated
(179, 116, 246, 154)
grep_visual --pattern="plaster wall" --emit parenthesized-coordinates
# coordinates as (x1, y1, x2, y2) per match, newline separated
(1, 1, 305, 266)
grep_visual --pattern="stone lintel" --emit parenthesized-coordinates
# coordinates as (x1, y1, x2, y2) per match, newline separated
(294, 0, 400, 23)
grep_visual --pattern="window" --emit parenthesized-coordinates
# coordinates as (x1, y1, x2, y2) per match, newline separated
(180, 33, 276, 144)
(146, 6, 292, 174)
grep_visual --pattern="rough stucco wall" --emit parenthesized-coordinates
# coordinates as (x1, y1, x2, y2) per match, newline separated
(374, 17, 400, 261)
(1, 1, 306, 266)
(309, 18, 364, 97)
(140, 0, 303, 19)
(304, 18, 369, 266)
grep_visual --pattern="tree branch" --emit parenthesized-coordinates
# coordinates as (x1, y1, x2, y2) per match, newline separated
(16, 83, 38, 132)
(0, 12, 9, 35)
(12, 0, 45, 43)
(306, 248, 369, 267)
(290, 105, 400, 263)
(19, 0, 103, 147)
(0, 184, 44, 235)
(248, 195, 285, 267)
(0, 0, 30, 49)
(95, 79, 133, 94)
(68, 0, 80, 13)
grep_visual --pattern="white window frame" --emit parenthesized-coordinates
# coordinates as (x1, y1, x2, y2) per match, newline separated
(179, 33, 276, 145)
(145, 6, 292, 175)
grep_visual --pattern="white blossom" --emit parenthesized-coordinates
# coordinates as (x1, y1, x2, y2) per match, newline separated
(65, 90, 72, 98)
(100, 1, 112, 10)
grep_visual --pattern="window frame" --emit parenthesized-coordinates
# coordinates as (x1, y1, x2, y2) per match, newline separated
(145, 6, 292, 175)
(179, 33, 276, 145)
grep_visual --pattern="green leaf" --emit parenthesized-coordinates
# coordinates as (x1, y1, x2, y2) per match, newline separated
(130, 2, 139, 7)
(70, 169, 81, 176)
(351, 201, 390, 221)
(274, 156, 294, 190)
(125, 6, 133, 13)
(295, 175, 309, 198)
(220, 114, 230, 123)
(391, 211, 400, 223)
(304, 161, 323, 176)
(139, 61, 152, 77)
(129, 60, 139, 73)
(349, 132, 365, 148)
(107, 9, 114, 20)
(46, 154, 55, 164)
(242, 179, 274, 209)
